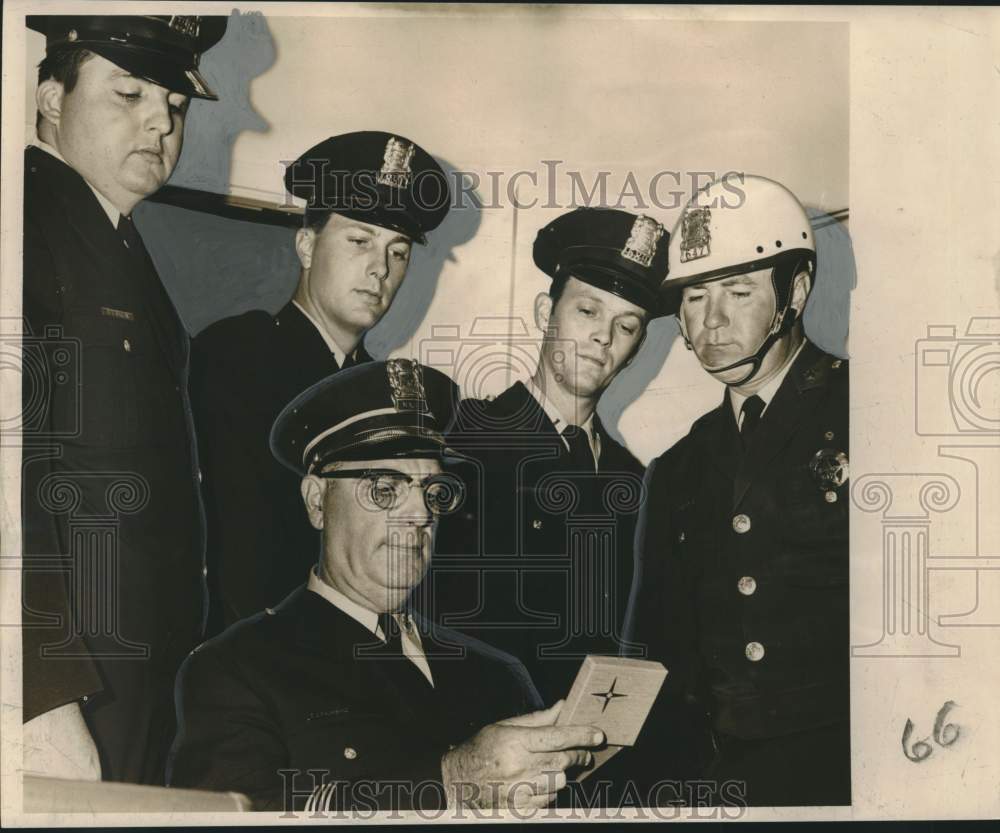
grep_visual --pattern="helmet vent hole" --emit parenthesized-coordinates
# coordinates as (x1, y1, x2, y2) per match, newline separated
(802, 231, 808, 239)
(756, 245, 764, 254)
(775, 240, 782, 248)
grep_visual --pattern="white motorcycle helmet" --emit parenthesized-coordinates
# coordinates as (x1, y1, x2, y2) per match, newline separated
(663, 174, 816, 384)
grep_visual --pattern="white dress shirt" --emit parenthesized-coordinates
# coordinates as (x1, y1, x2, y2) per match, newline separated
(307, 568, 433, 686)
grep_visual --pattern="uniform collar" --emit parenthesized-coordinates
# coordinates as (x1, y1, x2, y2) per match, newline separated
(524, 376, 601, 464)
(31, 138, 122, 228)
(291, 300, 360, 369)
(307, 567, 380, 637)
(730, 339, 806, 426)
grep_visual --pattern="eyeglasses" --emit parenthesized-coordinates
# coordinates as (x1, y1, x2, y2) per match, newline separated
(316, 468, 465, 515)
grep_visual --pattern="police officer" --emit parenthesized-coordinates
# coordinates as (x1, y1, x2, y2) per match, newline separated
(625, 175, 850, 806)
(433, 207, 670, 706)
(191, 131, 451, 632)
(170, 360, 604, 812)
(22, 15, 227, 783)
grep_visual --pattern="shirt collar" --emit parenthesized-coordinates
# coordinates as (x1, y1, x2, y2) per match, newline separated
(31, 138, 121, 228)
(524, 377, 595, 438)
(524, 377, 600, 466)
(292, 300, 358, 368)
(307, 568, 381, 638)
(730, 339, 807, 423)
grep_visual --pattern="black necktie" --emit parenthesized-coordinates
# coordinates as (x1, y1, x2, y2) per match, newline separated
(740, 395, 766, 447)
(563, 424, 596, 471)
(117, 214, 145, 259)
(377, 612, 432, 691)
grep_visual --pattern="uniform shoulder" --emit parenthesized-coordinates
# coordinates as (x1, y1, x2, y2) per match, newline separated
(795, 344, 848, 392)
(197, 309, 275, 342)
(598, 430, 644, 474)
(181, 596, 297, 678)
(193, 310, 276, 364)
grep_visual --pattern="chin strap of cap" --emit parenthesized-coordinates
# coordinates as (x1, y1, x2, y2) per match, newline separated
(682, 255, 813, 387)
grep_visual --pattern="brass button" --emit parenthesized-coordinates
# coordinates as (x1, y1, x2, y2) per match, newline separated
(745, 641, 765, 662)
(824, 430, 835, 441)
(532, 519, 543, 530)
(825, 490, 838, 503)
(831, 359, 842, 369)
(732, 514, 751, 534)
(678, 531, 686, 543)
(737, 576, 757, 596)
(343, 747, 358, 760)
(123, 338, 132, 352)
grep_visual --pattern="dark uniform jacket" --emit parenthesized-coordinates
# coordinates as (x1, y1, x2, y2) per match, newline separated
(623, 341, 850, 805)
(431, 381, 646, 706)
(168, 585, 542, 811)
(21, 146, 206, 783)
(190, 304, 372, 632)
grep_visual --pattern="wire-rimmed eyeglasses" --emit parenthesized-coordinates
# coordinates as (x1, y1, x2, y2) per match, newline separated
(315, 468, 465, 515)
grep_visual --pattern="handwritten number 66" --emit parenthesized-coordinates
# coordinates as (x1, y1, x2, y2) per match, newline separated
(902, 701, 960, 763)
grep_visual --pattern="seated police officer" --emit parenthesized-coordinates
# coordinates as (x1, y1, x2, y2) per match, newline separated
(625, 175, 849, 806)
(169, 360, 604, 812)
(433, 208, 669, 706)
(192, 131, 451, 633)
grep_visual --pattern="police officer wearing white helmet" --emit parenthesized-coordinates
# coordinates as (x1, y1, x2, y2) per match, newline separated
(623, 175, 849, 806)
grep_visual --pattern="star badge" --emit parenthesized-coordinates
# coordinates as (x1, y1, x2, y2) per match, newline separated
(591, 676, 628, 714)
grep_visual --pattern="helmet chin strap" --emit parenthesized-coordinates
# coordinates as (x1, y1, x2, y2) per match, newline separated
(704, 303, 798, 387)
(698, 266, 801, 387)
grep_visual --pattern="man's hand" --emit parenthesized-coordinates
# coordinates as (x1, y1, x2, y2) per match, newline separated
(23, 702, 101, 781)
(441, 700, 603, 810)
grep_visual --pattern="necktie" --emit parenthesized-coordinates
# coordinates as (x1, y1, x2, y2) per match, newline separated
(563, 424, 596, 471)
(377, 612, 432, 691)
(117, 214, 145, 258)
(740, 395, 766, 447)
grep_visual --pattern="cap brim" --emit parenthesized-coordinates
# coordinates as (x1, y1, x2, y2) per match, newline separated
(565, 262, 665, 316)
(315, 437, 471, 467)
(88, 43, 219, 99)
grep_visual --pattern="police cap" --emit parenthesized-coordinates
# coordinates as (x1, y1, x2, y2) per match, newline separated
(533, 207, 670, 317)
(271, 359, 463, 476)
(27, 15, 228, 100)
(284, 131, 451, 244)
